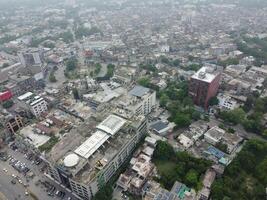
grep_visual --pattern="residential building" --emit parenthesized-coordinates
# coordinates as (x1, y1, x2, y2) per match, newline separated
(189, 66, 221, 109)
(17, 92, 48, 118)
(5, 114, 24, 134)
(117, 85, 156, 117)
(217, 93, 239, 110)
(204, 126, 225, 145)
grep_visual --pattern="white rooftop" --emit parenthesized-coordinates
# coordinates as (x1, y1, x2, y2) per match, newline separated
(191, 67, 217, 83)
(97, 114, 126, 136)
(74, 131, 110, 159)
(18, 92, 33, 101)
(64, 153, 80, 168)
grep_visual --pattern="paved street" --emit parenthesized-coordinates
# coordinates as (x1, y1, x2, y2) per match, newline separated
(0, 167, 30, 200)
(0, 146, 78, 200)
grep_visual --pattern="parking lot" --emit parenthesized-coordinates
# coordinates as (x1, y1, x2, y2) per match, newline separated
(0, 143, 78, 200)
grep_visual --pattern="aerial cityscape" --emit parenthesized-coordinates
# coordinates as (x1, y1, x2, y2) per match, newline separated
(0, 0, 267, 200)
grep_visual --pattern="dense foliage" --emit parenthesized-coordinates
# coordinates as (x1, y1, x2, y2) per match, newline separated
(105, 64, 115, 78)
(93, 184, 113, 200)
(153, 141, 211, 190)
(218, 97, 267, 136)
(49, 67, 57, 82)
(159, 81, 200, 128)
(2, 100, 14, 109)
(218, 58, 239, 67)
(75, 26, 102, 39)
(236, 37, 267, 65)
(66, 58, 78, 71)
(211, 139, 267, 200)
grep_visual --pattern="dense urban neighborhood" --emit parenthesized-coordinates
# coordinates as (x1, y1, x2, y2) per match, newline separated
(0, 0, 267, 200)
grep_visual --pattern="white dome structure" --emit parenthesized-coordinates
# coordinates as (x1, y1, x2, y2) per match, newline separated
(64, 154, 79, 168)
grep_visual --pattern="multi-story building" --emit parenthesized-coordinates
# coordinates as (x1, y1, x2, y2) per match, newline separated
(17, 92, 48, 118)
(189, 66, 221, 109)
(5, 114, 24, 134)
(44, 114, 147, 200)
(18, 48, 44, 67)
(117, 86, 156, 116)
(18, 48, 46, 78)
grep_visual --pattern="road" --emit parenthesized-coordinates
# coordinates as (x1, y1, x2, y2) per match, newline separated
(0, 167, 30, 200)
(0, 146, 78, 200)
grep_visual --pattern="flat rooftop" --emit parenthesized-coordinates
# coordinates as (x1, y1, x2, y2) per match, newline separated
(96, 114, 126, 135)
(45, 113, 142, 184)
(191, 66, 219, 83)
(20, 126, 50, 148)
(129, 85, 150, 98)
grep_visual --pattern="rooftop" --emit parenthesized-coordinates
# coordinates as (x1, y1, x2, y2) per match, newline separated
(96, 114, 126, 135)
(45, 114, 141, 184)
(74, 130, 110, 159)
(129, 85, 150, 98)
(191, 66, 220, 83)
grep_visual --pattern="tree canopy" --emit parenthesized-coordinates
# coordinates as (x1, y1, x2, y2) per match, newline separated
(211, 139, 267, 200)
(66, 58, 78, 71)
(153, 141, 211, 190)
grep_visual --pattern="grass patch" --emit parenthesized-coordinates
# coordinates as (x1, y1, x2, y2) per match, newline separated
(38, 136, 59, 153)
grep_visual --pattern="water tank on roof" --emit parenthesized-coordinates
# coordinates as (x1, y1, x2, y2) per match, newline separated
(198, 71, 206, 79)
(64, 154, 79, 168)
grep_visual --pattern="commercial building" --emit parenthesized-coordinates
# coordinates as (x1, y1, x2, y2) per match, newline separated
(0, 90, 12, 102)
(18, 48, 46, 78)
(17, 92, 48, 118)
(117, 85, 156, 117)
(18, 48, 44, 67)
(44, 114, 148, 200)
(189, 66, 221, 109)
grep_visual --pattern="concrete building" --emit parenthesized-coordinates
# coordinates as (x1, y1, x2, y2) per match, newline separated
(18, 48, 46, 78)
(18, 49, 44, 67)
(217, 93, 239, 110)
(117, 86, 156, 117)
(5, 115, 24, 134)
(17, 92, 48, 118)
(189, 66, 221, 109)
(204, 126, 225, 145)
(44, 114, 148, 200)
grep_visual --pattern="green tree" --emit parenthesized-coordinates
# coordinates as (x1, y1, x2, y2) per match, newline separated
(93, 184, 113, 200)
(174, 113, 191, 128)
(2, 100, 13, 109)
(192, 111, 201, 120)
(105, 64, 115, 78)
(49, 69, 57, 82)
(59, 31, 74, 43)
(94, 63, 102, 75)
(138, 77, 150, 87)
(209, 96, 219, 106)
(185, 170, 198, 188)
(172, 59, 180, 67)
(66, 58, 78, 71)
(219, 108, 246, 125)
(153, 141, 175, 161)
(159, 93, 169, 107)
